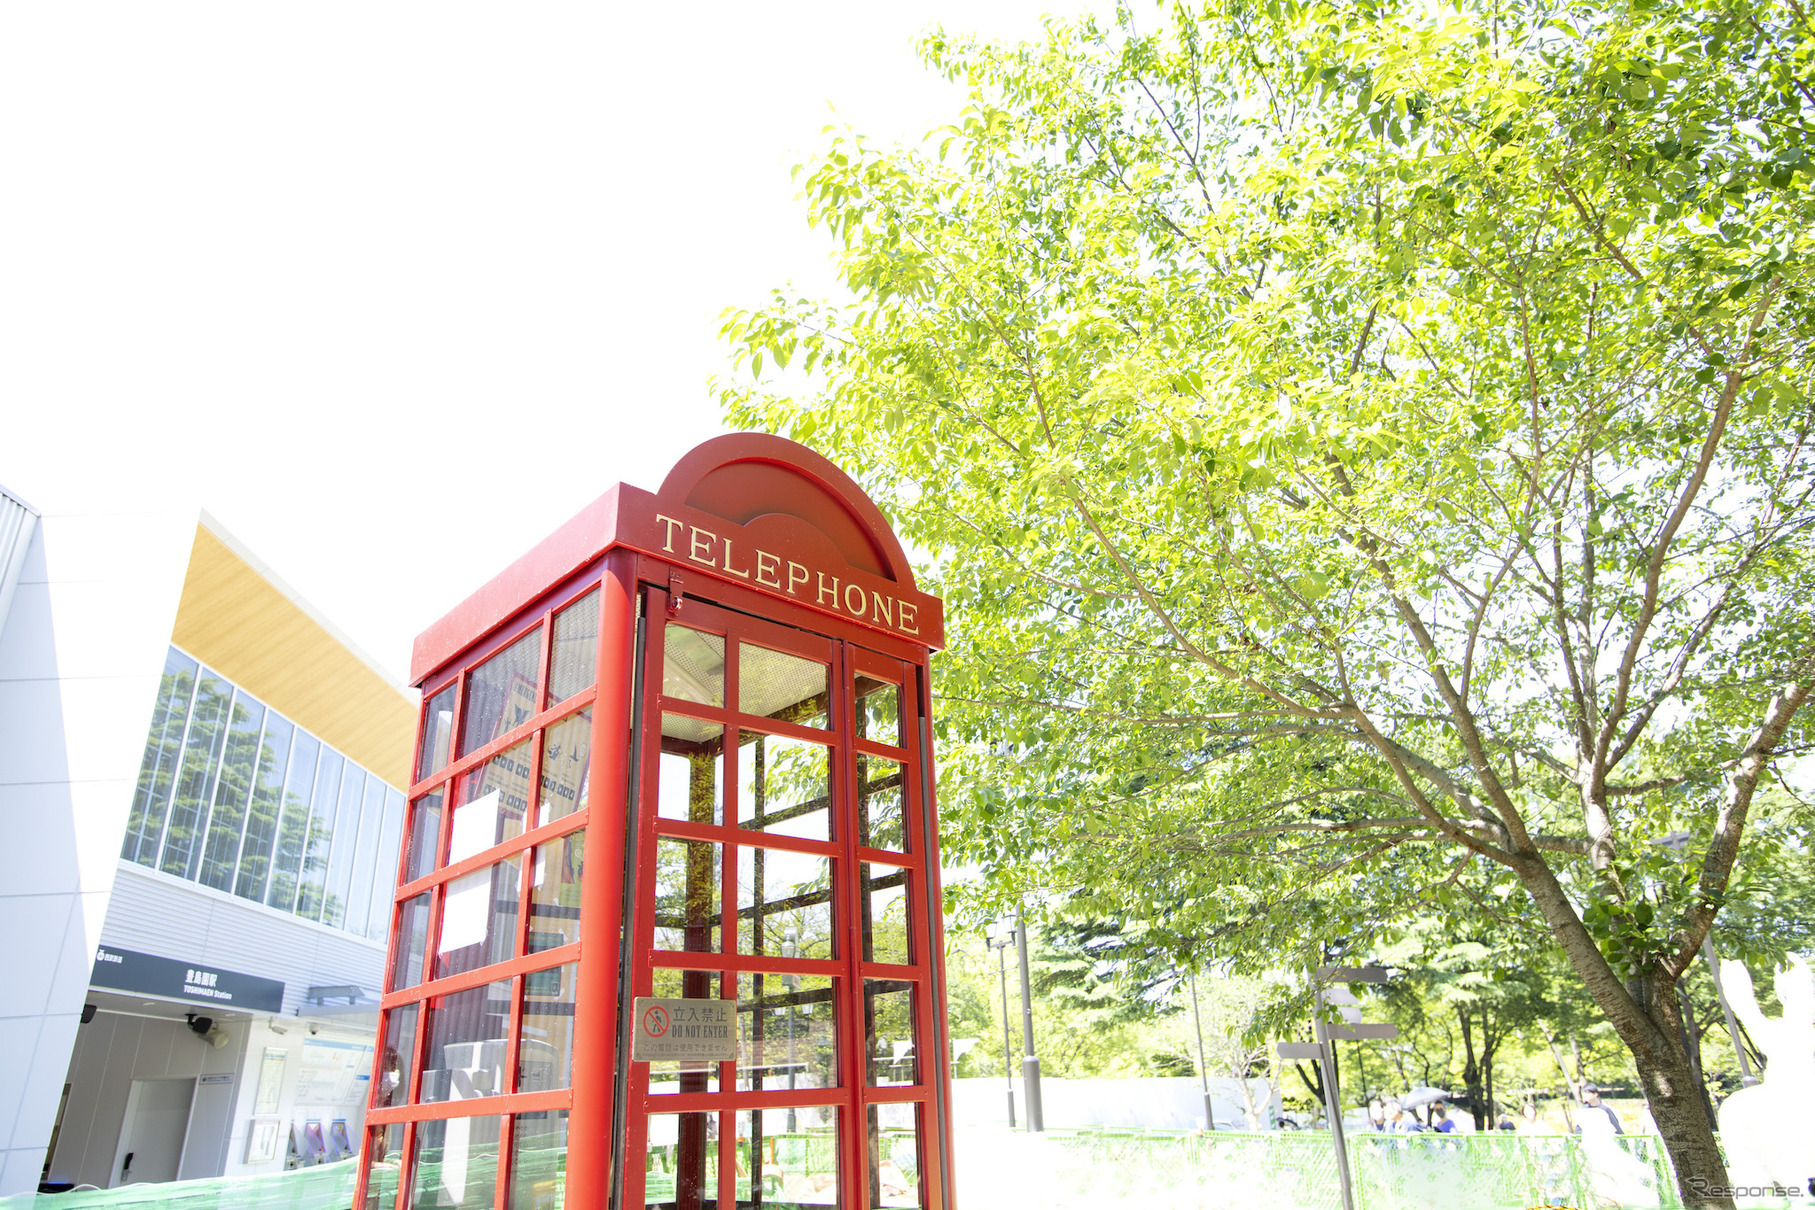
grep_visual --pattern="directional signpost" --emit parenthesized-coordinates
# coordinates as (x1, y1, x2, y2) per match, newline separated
(1326, 1023, 1399, 1040)
(1276, 965, 1396, 1210)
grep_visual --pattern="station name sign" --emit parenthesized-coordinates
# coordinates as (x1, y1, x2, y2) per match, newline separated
(631, 996, 738, 1063)
(619, 492, 942, 646)
(92, 946, 286, 1014)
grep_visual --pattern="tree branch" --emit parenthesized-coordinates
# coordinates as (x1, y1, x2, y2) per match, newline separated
(1595, 282, 1778, 782)
(1676, 671, 1815, 973)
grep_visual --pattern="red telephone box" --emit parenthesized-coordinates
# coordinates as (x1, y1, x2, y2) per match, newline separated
(357, 435, 954, 1210)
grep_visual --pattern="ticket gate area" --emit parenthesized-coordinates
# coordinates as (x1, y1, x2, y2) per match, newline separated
(358, 435, 953, 1210)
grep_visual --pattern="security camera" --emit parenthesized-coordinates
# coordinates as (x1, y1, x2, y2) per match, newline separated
(186, 1013, 213, 1038)
(308, 1025, 319, 1036)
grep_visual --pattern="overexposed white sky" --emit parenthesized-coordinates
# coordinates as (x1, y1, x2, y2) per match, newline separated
(1, 2, 1105, 684)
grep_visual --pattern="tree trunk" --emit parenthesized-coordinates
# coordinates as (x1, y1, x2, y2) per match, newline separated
(1520, 862, 1737, 1208)
(1294, 1060, 1325, 1107)
(1537, 1022, 1578, 1131)
(1482, 1014, 1499, 1130)
(1635, 984, 1735, 1209)
(1236, 1066, 1261, 1129)
(1483, 1048, 1495, 1128)
(1458, 1005, 1484, 1129)
(1678, 984, 1716, 1129)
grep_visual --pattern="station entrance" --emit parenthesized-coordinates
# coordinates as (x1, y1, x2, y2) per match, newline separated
(359, 435, 952, 1210)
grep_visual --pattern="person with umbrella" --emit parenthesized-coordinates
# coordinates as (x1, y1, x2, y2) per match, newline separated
(1400, 1086, 1451, 1130)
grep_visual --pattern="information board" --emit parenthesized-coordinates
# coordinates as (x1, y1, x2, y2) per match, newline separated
(295, 1039, 374, 1105)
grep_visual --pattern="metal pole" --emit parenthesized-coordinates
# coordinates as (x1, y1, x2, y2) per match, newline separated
(784, 927, 799, 1133)
(1015, 911, 1044, 1132)
(1189, 969, 1216, 1131)
(1312, 976, 1358, 1210)
(1701, 936, 1755, 1083)
(1657, 832, 1755, 1084)
(994, 937, 1015, 1128)
(1677, 983, 1717, 1130)
(785, 1000, 798, 1133)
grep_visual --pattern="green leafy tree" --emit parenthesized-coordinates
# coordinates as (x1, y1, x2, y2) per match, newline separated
(1372, 909, 1561, 1127)
(1176, 971, 1288, 1127)
(721, 0, 1815, 1201)
(944, 917, 1233, 1078)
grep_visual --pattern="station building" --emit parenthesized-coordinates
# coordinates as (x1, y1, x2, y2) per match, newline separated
(0, 485, 417, 1195)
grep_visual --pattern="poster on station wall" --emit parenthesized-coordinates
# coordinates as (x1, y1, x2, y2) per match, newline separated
(295, 1039, 374, 1106)
(254, 1047, 287, 1114)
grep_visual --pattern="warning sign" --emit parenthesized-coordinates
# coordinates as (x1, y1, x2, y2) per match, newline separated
(631, 996, 738, 1062)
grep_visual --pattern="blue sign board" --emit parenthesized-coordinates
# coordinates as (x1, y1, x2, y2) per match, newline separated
(91, 945, 285, 1014)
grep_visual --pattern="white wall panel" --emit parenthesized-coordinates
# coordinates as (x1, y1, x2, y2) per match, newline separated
(0, 581, 55, 678)
(0, 783, 78, 896)
(48, 897, 111, 1009)
(0, 1150, 49, 1198)
(0, 678, 76, 785)
(0, 505, 193, 1196)
(0, 896, 76, 1018)
(12, 1014, 81, 1156)
(0, 1015, 40, 1149)
(57, 1014, 135, 1180)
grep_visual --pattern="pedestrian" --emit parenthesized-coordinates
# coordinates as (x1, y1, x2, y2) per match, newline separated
(1432, 1104, 1458, 1133)
(1366, 1099, 1388, 1132)
(1517, 1100, 1545, 1133)
(1386, 1100, 1422, 1133)
(1578, 1084, 1623, 1135)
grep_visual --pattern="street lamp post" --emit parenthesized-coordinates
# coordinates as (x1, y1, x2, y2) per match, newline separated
(1014, 909, 1044, 1132)
(782, 926, 799, 1133)
(986, 927, 1016, 1128)
(1702, 936, 1756, 1084)
(1189, 969, 1216, 1131)
(1653, 832, 1756, 1086)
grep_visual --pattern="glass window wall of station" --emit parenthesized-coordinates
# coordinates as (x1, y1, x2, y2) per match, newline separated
(122, 645, 408, 941)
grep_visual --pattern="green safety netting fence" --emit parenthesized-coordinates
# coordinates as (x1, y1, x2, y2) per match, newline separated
(0, 1162, 357, 1210)
(1044, 1127, 1685, 1209)
(0, 1130, 1695, 1210)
